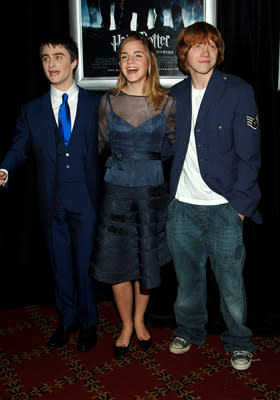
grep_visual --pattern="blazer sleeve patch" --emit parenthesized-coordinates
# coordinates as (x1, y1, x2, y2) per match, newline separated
(246, 114, 259, 130)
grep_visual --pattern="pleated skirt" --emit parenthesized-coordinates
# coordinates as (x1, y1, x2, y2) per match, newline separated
(90, 182, 171, 289)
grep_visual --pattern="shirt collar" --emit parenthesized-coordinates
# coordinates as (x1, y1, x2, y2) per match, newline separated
(50, 81, 79, 102)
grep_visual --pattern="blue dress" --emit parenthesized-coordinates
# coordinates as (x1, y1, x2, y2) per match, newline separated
(90, 92, 175, 289)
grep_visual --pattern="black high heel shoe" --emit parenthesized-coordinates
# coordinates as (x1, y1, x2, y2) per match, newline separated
(114, 343, 129, 357)
(114, 329, 134, 357)
(137, 336, 152, 350)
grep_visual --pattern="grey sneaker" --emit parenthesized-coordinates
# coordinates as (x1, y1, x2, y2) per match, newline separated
(170, 337, 191, 354)
(231, 351, 252, 371)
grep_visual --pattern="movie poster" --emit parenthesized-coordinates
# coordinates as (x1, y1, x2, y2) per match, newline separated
(81, 0, 203, 79)
(70, 0, 217, 89)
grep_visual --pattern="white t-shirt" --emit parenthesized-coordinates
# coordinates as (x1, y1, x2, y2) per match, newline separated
(175, 86, 228, 205)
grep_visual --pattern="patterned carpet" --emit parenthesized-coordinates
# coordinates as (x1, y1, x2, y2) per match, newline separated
(0, 301, 279, 400)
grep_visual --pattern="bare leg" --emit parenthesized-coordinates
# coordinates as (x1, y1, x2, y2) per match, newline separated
(112, 281, 134, 346)
(133, 281, 151, 340)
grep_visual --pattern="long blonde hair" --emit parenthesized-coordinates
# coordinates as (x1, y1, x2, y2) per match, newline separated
(111, 33, 168, 110)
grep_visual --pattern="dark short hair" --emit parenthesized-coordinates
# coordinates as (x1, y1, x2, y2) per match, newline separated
(176, 22, 225, 73)
(39, 36, 79, 63)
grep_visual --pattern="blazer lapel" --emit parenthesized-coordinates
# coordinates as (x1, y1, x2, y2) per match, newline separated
(175, 77, 192, 141)
(195, 69, 226, 127)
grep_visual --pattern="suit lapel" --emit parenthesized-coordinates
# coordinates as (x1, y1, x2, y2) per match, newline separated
(39, 92, 57, 162)
(37, 88, 89, 160)
(71, 88, 86, 140)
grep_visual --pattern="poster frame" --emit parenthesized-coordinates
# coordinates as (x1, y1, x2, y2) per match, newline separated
(69, 0, 217, 90)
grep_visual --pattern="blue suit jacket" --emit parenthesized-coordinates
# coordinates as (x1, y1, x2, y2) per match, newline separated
(170, 69, 262, 223)
(1, 87, 100, 228)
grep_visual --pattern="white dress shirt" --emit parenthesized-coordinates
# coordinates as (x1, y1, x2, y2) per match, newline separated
(51, 81, 79, 129)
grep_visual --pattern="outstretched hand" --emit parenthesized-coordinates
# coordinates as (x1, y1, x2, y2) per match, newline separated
(0, 170, 7, 186)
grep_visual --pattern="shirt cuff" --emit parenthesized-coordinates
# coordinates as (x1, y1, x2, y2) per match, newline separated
(0, 169, 8, 185)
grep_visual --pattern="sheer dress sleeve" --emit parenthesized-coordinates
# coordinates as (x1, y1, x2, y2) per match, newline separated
(98, 93, 111, 153)
(161, 95, 176, 160)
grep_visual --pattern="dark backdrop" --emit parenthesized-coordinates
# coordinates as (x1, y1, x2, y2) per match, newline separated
(1, 0, 279, 335)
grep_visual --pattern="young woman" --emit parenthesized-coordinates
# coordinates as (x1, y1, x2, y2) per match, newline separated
(90, 33, 175, 356)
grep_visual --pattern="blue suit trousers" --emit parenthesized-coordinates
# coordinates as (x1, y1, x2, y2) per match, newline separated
(47, 183, 98, 328)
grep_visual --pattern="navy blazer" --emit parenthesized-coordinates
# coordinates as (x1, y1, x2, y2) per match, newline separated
(170, 68, 262, 223)
(1, 87, 100, 228)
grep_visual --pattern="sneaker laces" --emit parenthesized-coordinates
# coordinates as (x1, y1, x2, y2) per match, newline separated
(173, 337, 188, 346)
(232, 351, 252, 361)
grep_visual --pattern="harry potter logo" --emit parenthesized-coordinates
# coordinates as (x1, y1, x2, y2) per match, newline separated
(111, 33, 171, 52)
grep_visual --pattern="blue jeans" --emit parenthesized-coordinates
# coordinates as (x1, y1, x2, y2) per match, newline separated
(166, 200, 254, 353)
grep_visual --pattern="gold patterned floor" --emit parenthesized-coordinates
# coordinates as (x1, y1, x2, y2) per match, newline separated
(0, 301, 279, 400)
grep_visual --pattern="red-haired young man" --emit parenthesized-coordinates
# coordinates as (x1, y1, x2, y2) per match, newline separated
(167, 22, 261, 371)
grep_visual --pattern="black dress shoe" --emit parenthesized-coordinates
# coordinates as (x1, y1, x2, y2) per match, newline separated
(47, 326, 72, 350)
(77, 326, 97, 352)
(114, 343, 129, 357)
(137, 336, 152, 350)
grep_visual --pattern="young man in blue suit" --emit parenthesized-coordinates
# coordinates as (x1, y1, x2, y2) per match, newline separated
(167, 22, 261, 370)
(0, 37, 100, 352)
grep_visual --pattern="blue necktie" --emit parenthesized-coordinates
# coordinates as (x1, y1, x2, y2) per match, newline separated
(58, 93, 71, 146)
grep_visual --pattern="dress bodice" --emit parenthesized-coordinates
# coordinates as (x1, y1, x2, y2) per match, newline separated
(98, 92, 175, 187)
